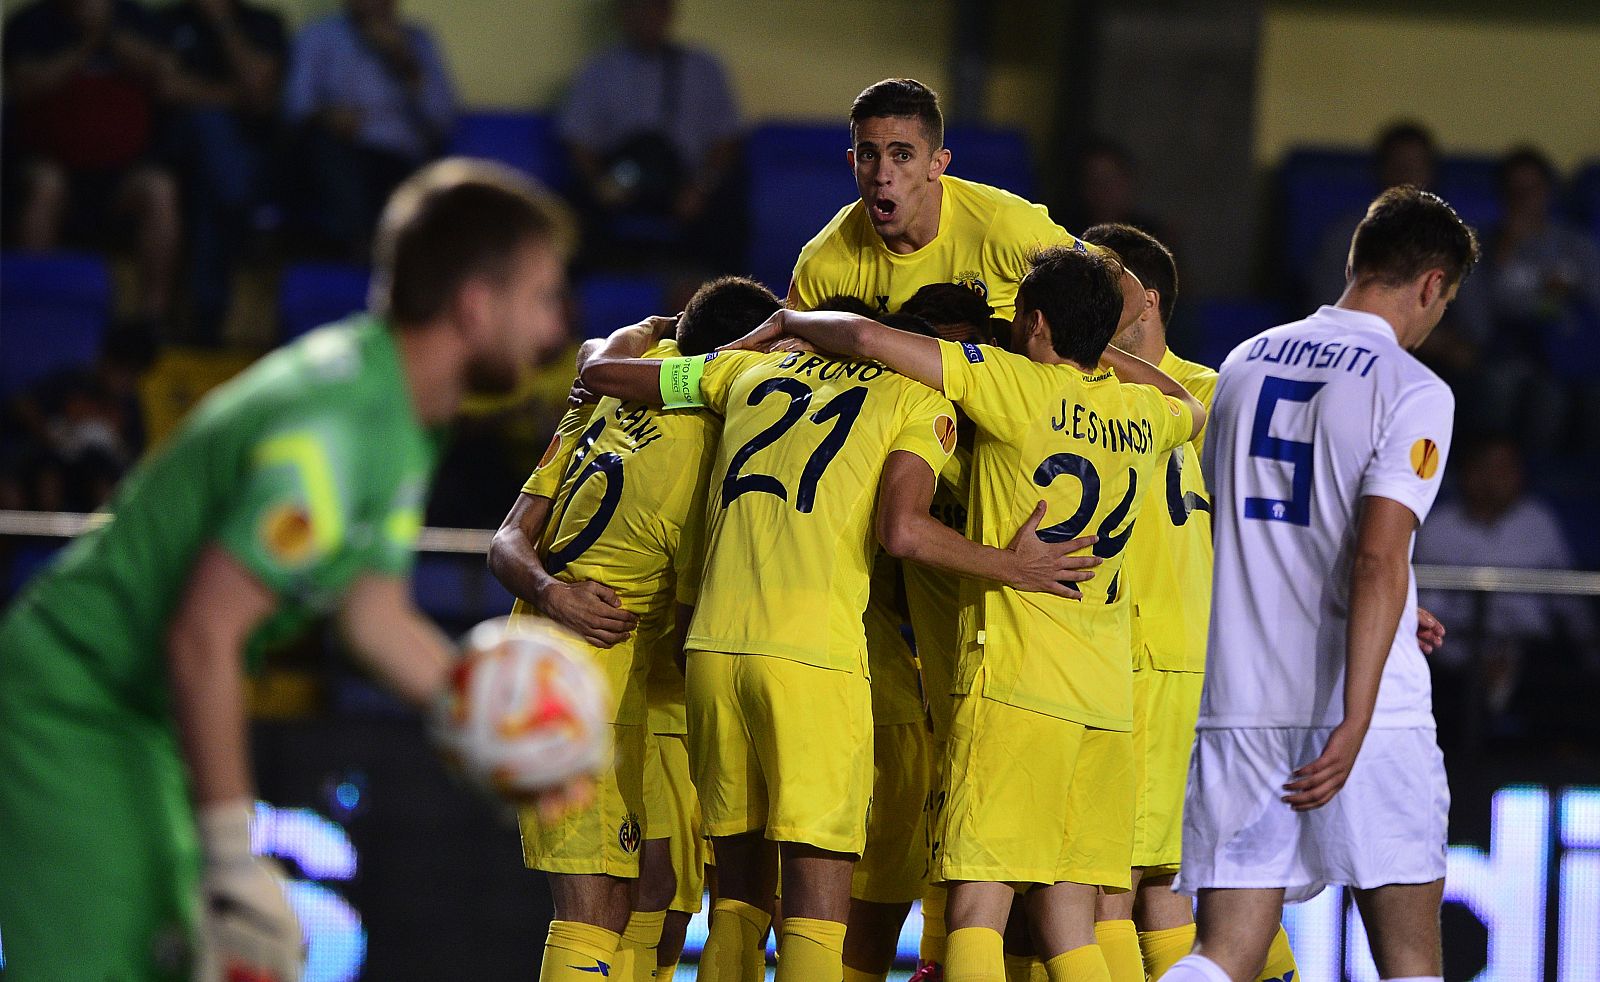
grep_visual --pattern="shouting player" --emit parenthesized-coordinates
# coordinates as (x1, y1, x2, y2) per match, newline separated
(0, 160, 577, 982)
(578, 300, 1101, 982)
(731, 244, 1205, 982)
(789, 77, 1083, 319)
(1163, 187, 1478, 982)
(487, 277, 782, 982)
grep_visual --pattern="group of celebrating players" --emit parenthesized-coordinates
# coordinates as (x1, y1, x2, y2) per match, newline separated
(0, 76, 1478, 982)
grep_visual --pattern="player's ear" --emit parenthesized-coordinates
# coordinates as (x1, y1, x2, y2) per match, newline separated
(1419, 268, 1446, 309)
(452, 276, 496, 347)
(930, 147, 951, 180)
(847, 148, 857, 170)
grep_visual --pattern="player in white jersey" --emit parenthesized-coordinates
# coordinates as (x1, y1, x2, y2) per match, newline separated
(1164, 186, 1479, 982)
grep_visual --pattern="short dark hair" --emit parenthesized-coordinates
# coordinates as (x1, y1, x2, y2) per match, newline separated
(878, 311, 935, 337)
(850, 78, 943, 150)
(1496, 145, 1557, 195)
(675, 276, 781, 356)
(1081, 223, 1178, 325)
(1348, 186, 1480, 289)
(1017, 245, 1126, 364)
(812, 294, 878, 318)
(372, 158, 575, 326)
(901, 282, 994, 333)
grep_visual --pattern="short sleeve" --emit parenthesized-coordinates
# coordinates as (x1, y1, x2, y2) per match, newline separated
(936, 339, 1041, 442)
(1126, 382, 1194, 455)
(982, 201, 1077, 319)
(694, 349, 766, 415)
(214, 424, 355, 594)
(523, 405, 594, 499)
(1361, 380, 1454, 525)
(887, 386, 958, 476)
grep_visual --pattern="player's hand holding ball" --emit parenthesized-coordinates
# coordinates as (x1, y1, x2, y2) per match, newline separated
(429, 617, 613, 821)
(196, 800, 304, 982)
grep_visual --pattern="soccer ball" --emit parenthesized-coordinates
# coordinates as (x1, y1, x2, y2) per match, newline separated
(430, 616, 613, 799)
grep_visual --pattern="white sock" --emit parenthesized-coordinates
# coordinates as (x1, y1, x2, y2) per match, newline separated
(1162, 954, 1234, 982)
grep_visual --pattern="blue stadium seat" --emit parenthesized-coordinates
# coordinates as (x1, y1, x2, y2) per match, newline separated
(1277, 149, 1373, 293)
(745, 123, 856, 295)
(1570, 160, 1600, 243)
(448, 111, 566, 190)
(1186, 297, 1289, 370)
(0, 251, 112, 397)
(1437, 156, 1502, 234)
(575, 273, 667, 339)
(945, 124, 1036, 200)
(278, 263, 371, 343)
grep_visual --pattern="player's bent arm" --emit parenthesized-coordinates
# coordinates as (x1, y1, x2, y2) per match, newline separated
(1284, 495, 1416, 810)
(577, 315, 679, 402)
(166, 544, 282, 807)
(336, 573, 454, 707)
(1100, 345, 1207, 442)
(487, 491, 637, 647)
(874, 450, 1100, 598)
(740, 309, 948, 390)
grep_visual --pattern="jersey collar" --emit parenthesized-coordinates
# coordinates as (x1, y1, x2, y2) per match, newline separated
(1315, 304, 1400, 343)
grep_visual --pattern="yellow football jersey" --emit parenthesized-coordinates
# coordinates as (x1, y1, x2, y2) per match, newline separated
(686, 348, 957, 672)
(1120, 349, 1219, 674)
(790, 175, 1080, 320)
(522, 404, 594, 499)
(903, 444, 971, 742)
(511, 340, 716, 725)
(864, 551, 926, 727)
(937, 340, 1194, 730)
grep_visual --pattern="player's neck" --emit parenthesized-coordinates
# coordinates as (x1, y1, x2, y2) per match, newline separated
(392, 323, 466, 426)
(882, 180, 944, 254)
(1334, 286, 1416, 348)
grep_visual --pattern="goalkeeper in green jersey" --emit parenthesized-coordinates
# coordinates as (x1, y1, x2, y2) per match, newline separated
(0, 159, 574, 982)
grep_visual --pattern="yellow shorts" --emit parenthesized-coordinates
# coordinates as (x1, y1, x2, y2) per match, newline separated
(852, 721, 934, 904)
(1131, 662, 1203, 873)
(686, 650, 873, 854)
(643, 731, 707, 913)
(519, 722, 645, 877)
(934, 681, 1133, 889)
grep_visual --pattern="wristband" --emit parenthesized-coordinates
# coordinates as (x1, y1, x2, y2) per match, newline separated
(659, 356, 707, 409)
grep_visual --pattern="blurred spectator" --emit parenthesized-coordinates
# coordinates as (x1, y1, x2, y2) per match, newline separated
(283, 0, 455, 258)
(0, 321, 155, 512)
(1064, 138, 1166, 242)
(559, 0, 744, 273)
(1310, 122, 1493, 399)
(2, 0, 180, 322)
(1416, 436, 1598, 745)
(1459, 147, 1600, 456)
(1311, 122, 1441, 304)
(156, 0, 287, 344)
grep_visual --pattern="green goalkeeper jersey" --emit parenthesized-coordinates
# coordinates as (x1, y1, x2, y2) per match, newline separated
(1, 315, 440, 718)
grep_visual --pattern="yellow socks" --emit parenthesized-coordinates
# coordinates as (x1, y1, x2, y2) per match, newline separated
(1139, 923, 1195, 980)
(1003, 953, 1047, 982)
(1044, 944, 1111, 982)
(539, 920, 622, 982)
(621, 909, 667, 981)
(1094, 920, 1143, 982)
(1255, 925, 1299, 982)
(947, 926, 1005, 982)
(842, 960, 888, 982)
(698, 899, 770, 982)
(920, 885, 949, 965)
(775, 916, 846, 982)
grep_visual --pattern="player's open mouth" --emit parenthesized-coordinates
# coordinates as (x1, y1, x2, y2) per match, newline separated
(871, 198, 897, 222)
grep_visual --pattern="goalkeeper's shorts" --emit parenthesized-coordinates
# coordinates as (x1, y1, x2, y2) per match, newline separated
(0, 611, 199, 980)
(520, 722, 647, 877)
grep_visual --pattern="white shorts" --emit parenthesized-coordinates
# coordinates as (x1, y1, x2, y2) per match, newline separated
(1175, 727, 1449, 903)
